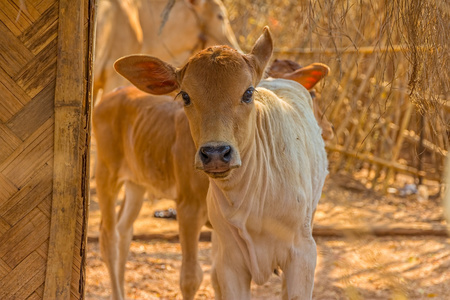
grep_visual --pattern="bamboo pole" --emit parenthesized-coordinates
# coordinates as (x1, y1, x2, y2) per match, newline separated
(341, 57, 380, 174)
(273, 44, 412, 56)
(87, 225, 449, 242)
(329, 54, 359, 121)
(383, 99, 414, 191)
(326, 144, 428, 178)
(329, 57, 361, 174)
(387, 74, 409, 182)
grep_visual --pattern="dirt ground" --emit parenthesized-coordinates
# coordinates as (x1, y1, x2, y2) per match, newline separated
(85, 174, 450, 299)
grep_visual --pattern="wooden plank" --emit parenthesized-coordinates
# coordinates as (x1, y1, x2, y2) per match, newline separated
(6, 80, 55, 140)
(0, 252, 46, 300)
(43, 0, 86, 298)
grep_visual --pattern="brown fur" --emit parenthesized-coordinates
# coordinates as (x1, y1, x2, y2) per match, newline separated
(93, 87, 209, 300)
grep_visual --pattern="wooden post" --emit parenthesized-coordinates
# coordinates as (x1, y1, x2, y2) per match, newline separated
(43, 0, 93, 298)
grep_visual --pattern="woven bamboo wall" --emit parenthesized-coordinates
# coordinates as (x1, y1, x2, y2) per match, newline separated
(0, 1, 94, 299)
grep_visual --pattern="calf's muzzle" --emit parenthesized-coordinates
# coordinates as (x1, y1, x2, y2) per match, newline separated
(197, 144, 238, 175)
(200, 145, 231, 164)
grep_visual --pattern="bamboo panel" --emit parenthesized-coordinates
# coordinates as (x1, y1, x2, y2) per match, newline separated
(0, 0, 94, 299)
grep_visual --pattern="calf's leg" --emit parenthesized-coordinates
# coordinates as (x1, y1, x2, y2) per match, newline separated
(211, 246, 252, 300)
(116, 181, 146, 293)
(282, 236, 317, 300)
(96, 162, 123, 299)
(176, 197, 208, 300)
(210, 232, 222, 299)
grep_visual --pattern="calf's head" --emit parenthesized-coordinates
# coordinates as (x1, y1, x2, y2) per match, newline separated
(115, 27, 273, 179)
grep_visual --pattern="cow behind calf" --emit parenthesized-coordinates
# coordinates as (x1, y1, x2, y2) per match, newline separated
(94, 0, 241, 102)
(115, 27, 328, 299)
(268, 59, 334, 141)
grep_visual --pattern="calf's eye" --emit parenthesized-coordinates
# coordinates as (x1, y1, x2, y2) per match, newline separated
(179, 91, 191, 106)
(242, 87, 254, 104)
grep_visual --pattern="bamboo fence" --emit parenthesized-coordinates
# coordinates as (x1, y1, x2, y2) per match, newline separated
(224, 0, 449, 191)
(0, 0, 94, 299)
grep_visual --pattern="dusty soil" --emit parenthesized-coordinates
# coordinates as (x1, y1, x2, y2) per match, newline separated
(85, 174, 450, 299)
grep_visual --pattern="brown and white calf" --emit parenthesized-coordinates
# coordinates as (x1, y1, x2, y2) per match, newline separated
(93, 60, 330, 299)
(114, 27, 328, 299)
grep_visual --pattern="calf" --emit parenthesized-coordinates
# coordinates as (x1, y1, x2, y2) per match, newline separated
(94, 60, 330, 299)
(93, 88, 209, 300)
(115, 27, 328, 299)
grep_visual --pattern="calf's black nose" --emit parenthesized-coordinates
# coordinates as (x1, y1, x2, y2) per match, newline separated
(199, 145, 232, 164)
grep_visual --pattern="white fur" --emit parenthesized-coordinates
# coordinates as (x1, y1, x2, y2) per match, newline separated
(208, 78, 328, 299)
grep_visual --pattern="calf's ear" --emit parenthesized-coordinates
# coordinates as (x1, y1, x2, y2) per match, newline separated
(114, 55, 179, 95)
(283, 63, 330, 90)
(245, 26, 273, 85)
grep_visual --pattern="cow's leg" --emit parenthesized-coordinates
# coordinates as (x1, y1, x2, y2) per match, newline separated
(176, 197, 208, 300)
(116, 181, 146, 294)
(211, 245, 252, 300)
(210, 232, 222, 299)
(96, 162, 123, 299)
(282, 236, 317, 300)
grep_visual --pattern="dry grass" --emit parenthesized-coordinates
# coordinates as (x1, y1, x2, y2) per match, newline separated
(223, 0, 449, 189)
